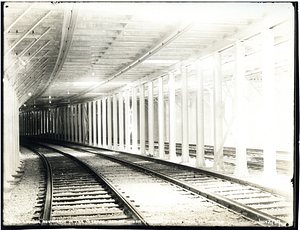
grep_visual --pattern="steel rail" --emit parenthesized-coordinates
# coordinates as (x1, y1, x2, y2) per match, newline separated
(44, 141, 291, 227)
(24, 145, 53, 225)
(30, 142, 148, 226)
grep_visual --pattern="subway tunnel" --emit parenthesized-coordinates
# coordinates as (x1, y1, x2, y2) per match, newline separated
(2, 2, 297, 227)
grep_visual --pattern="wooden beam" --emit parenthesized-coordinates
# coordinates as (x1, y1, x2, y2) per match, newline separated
(102, 97, 107, 147)
(4, 10, 51, 57)
(113, 94, 118, 150)
(169, 72, 176, 161)
(195, 60, 206, 167)
(5, 27, 51, 72)
(4, 4, 34, 34)
(132, 87, 138, 152)
(233, 40, 249, 177)
(212, 52, 225, 171)
(97, 99, 102, 147)
(119, 92, 124, 150)
(139, 84, 145, 155)
(261, 29, 277, 180)
(181, 66, 189, 163)
(158, 76, 165, 159)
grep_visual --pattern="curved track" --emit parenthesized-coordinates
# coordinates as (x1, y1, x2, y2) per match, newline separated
(25, 144, 147, 226)
(36, 140, 293, 227)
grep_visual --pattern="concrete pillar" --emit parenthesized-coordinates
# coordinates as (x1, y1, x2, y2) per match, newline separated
(234, 40, 249, 176)
(132, 88, 138, 152)
(195, 60, 206, 167)
(139, 84, 145, 154)
(107, 95, 112, 149)
(88, 101, 92, 145)
(119, 92, 124, 150)
(102, 97, 107, 147)
(148, 81, 154, 155)
(169, 72, 176, 161)
(212, 52, 225, 171)
(97, 100, 101, 147)
(93, 101, 97, 146)
(181, 66, 189, 163)
(78, 104, 82, 143)
(158, 76, 165, 158)
(125, 90, 130, 151)
(113, 94, 118, 150)
(261, 29, 277, 179)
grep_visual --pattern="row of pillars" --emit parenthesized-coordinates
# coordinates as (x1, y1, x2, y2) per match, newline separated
(20, 30, 277, 177)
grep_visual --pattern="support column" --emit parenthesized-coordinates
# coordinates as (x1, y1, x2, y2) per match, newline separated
(73, 105, 76, 142)
(88, 101, 92, 145)
(107, 95, 112, 149)
(63, 107, 67, 141)
(261, 29, 277, 179)
(169, 72, 176, 161)
(195, 60, 206, 167)
(67, 106, 71, 141)
(125, 90, 130, 151)
(119, 92, 124, 150)
(78, 104, 82, 143)
(234, 40, 249, 176)
(113, 94, 118, 150)
(102, 97, 107, 147)
(93, 101, 97, 146)
(97, 100, 101, 147)
(181, 66, 189, 163)
(148, 81, 154, 155)
(132, 87, 138, 152)
(56, 108, 59, 139)
(212, 52, 225, 171)
(158, 76, 165, 158)
(139, 84, 145, 154)
(41, 111, 43, 136)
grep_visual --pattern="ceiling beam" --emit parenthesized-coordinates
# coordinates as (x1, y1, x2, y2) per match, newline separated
(4, 10, 51, 57)
(5, 27, 51, 72)
(65, 20, 197, 101)
(30, 3, 79, 102)
(4, 3, 34, 34)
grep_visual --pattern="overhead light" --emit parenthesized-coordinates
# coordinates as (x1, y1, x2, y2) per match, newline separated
(49, 101, 51, 103)
(28, 92, 32, 96)
(92, 72, 95, 76)
(24, 104, 26, 107)
(49, 96, 51, 99)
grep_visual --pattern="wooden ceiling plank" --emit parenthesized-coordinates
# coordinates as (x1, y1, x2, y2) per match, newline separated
(5, 27, 51, 72)
(31, 4, 79, 102)
(15, 58, 49, 88)
(64, 20, 197, 101)
(4, 3, 35, 34)
(13, 51, 50, 87)
(4, 10, 51, 57)
(9, 40, 50, 81)
(16, 64, 47, 93)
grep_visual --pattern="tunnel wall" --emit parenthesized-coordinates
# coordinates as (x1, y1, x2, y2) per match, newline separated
(4, 78, 21, 190)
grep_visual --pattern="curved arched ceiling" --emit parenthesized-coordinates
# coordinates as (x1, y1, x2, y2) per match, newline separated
(3, 2, 294, 111)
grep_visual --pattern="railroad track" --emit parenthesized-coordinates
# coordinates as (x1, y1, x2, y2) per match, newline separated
(34, 140, 293, 227)
(24, 144, 147, 226)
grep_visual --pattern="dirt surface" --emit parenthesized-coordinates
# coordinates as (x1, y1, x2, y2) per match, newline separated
(3, 147, 42, 226)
